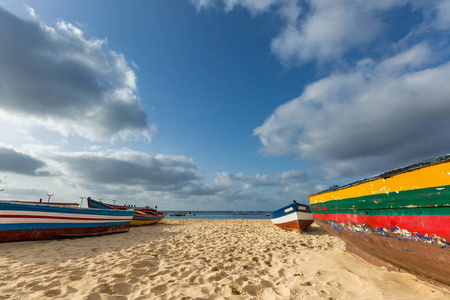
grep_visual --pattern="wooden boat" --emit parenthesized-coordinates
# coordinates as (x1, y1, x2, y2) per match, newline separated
(309, 155, 450, 287)
(269, 200, 314, 233)
(0, 200, 134, 243)
(87, 197, 166, 226)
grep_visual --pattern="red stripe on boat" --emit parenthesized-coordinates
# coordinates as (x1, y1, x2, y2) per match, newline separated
(0, 214, 131, 222)
(312, 213, 449, 239)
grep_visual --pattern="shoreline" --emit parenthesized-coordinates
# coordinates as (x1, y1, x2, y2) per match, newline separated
(0, 219, 448, 299)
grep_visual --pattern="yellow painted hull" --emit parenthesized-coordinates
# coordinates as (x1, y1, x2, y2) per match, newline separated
(130, 216, 165, 226)
(310, 159, 450, 204)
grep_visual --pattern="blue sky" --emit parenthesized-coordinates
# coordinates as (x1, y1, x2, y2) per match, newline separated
(0, 0, 450, 210)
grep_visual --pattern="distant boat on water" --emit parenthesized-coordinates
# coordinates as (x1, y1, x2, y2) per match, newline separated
(87, 197, 166, 226)
(169, 213, 186, 217)
(269, 201, 314, 233)
(310, 154, 450, 287)
(237, 211, 248, 215)
(0, 200, 134, 243)
(168, 212, 196, 216)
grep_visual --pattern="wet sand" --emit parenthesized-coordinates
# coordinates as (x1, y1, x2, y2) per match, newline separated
(0, 219, 448, 299)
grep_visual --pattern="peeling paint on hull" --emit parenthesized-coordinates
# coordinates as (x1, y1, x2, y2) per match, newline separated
(310, 154, 450, 287)
(314, 218, 449, 286)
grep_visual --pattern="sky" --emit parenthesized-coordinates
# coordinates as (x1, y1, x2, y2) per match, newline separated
(0, 0, 449, 211)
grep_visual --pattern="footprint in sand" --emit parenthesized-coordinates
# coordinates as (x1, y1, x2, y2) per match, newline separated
(150, 283, 168, 294)
(242, 282, 259, 296)
(112, 282, 132, 295)
(86, 292, 102, 300)
(43, 289, 61, 297)
(91, 283, 114, 295)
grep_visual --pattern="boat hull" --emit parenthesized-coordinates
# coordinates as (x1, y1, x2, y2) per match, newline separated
(0, 201, 134, 243)
(0, 224, 130, 243)
(130, 217, 165, 226)
(87, 198, 166, 226)
(310, 155, 450, 286)
(270, 201, 314, 233)
(129, 212, 166, 226)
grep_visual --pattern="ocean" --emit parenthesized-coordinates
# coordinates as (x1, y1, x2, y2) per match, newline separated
(164, 210, 270, 220)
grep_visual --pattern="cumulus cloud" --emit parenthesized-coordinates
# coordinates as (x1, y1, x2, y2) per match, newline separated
(254, 42, 450, 178)
(278, 170, 313, 182)
(51, 149, 200, 191)
(190, 0, 215, 10)
(271, 0, 392, 65)
(173, 171, 281, 198)
(172, 169, 308, 209)
(190, 0, 450, 182)
(190, 0, 279, 13)
(435, 0, 450, 29)
(0, 145, 49, 176)
(190, 0, 409, 65)
(0, 7, 154, 142)
(0, 142, 313, 209)
(214, 172, 279, 189)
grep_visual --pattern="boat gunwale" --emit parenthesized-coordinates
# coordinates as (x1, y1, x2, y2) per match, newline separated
(309, 154, 450, 197)
(269, 202, 296, 216)
(269, 201, 310, 215)
(0, 200, 134, 215)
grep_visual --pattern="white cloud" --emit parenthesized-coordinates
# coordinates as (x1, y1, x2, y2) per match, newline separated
(190, 0, 407, 64)
(0, 7, 155, 142)
(190, 0, 280, 13)
(435, 0, 450, 29)
(255, 43, 450, 178)
(25, 5, 36, 18)
(271, 0, 402, 65)
(190, 0, 450, 181)
(376, 43, 434, 73)
(222, 0, 278, 13)
(190, 0, 216, 10)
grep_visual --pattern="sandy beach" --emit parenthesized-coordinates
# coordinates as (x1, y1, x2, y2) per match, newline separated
(0, 219, 448, 300)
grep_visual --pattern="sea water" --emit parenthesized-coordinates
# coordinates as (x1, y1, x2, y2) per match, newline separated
(164, 211, 270, 220)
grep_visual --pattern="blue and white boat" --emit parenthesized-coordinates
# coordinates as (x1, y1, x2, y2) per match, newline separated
(269, 200, 314, 233)
(0, 200, 134, 243)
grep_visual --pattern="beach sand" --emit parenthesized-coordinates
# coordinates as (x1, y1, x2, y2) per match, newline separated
(0, 219, 448, 300)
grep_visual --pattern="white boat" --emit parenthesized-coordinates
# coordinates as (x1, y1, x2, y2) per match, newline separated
(269, 200, 314, 233)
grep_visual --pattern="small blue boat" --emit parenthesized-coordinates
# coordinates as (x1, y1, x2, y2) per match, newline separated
(269, 200, 314, 233)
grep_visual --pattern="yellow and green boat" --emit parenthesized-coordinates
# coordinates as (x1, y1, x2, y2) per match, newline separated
(310, 155, 450, 287)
